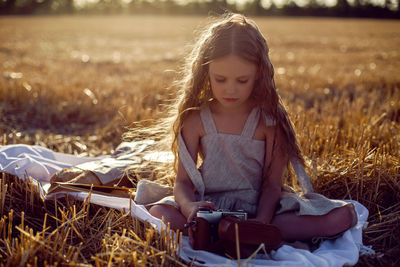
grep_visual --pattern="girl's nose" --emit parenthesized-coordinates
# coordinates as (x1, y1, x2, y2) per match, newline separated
(226, 84, 236, 94)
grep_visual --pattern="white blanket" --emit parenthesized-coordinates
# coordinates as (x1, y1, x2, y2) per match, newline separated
(0, 144, 372, 267)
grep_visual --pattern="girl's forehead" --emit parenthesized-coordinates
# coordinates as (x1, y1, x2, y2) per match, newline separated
(209, 54, 257, 75)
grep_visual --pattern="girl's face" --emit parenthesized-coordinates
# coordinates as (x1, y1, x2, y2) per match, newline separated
(209, 54, 257, 111)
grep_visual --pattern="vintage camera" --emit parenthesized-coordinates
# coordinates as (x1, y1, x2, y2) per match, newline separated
(188, 207, 248, 251)
(196, 207, 248, 223)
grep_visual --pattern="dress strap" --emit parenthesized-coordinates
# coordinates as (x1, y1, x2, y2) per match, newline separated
(290, 158, 314, 194)
(178, 132, 205, 199)
(200, 105, 218, 135)
(262, 112, 276, 127)
(241, 107, 260, 138)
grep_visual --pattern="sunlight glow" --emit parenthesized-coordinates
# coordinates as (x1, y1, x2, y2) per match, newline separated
(73, 0, 391, 10)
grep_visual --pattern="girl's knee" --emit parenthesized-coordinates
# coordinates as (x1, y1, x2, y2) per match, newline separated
(325, 204, 356, 235)
(345, 203, 357, 228)
(149, 205, 187, 230)
(338, 204, 357, 230)
(149, 205, 167, 218)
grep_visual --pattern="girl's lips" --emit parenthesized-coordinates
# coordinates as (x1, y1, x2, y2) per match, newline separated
(223, 98, 238, 102)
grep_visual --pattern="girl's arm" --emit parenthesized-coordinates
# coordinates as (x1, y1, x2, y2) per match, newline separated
(174, 111, 215, 221)
(255, 125, 288, 224)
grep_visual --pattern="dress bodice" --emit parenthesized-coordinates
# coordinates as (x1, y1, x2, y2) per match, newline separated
(178, 105, 275, 214)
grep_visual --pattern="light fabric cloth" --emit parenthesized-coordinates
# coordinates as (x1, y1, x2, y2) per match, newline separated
(0, 144, 373, 266)
(0, 144, 96, 182)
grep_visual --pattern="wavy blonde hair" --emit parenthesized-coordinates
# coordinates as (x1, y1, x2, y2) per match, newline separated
(126, 13, 304, 180)
(169, 13, 304, 172)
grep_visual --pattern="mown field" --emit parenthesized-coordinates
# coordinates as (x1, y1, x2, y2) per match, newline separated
(0, 15, 399, 266)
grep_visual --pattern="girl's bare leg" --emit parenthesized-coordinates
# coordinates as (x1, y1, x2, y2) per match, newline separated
(149, 204, 187, 232)
(271, 204, 356, 241)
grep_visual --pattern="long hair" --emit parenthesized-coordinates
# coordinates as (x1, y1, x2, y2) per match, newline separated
(170, 13, 304, 172)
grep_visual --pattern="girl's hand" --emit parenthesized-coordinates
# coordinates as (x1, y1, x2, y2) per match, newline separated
(184, 201, 215, 247)
(247, 217, 269, 224)
(182, 201, 216, 223)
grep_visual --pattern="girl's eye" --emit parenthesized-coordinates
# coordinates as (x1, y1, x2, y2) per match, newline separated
(238, 80, 248, 84)
(215, 78, 225, 83)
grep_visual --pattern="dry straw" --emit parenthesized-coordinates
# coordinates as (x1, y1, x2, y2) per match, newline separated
(1, 16, 399, 266)
(0, 173, 186, 266)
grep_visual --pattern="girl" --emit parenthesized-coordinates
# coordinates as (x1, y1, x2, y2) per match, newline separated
(135, 13, 357, 245)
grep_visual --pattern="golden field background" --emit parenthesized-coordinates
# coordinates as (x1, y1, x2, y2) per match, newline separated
(0, 15, 399, 266)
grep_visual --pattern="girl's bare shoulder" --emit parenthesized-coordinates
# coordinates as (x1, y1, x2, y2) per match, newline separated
(260, 122, 277, 142)
(252, 110, 276, 141)
(182, 109, 206, 138)
(257, 111, 277, 138)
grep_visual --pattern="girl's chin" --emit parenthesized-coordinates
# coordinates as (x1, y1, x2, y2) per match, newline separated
(212, 98, 253, 111)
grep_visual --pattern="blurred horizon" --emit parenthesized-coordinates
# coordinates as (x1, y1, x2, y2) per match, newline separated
(0, 0, 399, 19)
(73, 0, 393, 9)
